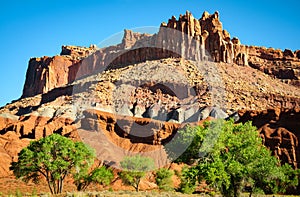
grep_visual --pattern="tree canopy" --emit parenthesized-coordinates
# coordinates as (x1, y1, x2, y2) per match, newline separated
(10, 134, 95, 194)
(168, 120, 299, 196)
(73, 165, 114, 191)
(119, 155, 155, 192)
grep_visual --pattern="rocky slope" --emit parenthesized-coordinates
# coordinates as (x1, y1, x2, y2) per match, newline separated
(0, 10, 300, 192)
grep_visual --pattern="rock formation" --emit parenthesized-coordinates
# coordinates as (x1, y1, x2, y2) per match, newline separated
(0, 10, 300, 194)
(238, 108, 300, 169)
(247, 46, 300, 87)
(21, 11, 252, 98)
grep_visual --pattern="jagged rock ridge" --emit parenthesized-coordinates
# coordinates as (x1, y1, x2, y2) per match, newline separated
(22, 10, 300, 98)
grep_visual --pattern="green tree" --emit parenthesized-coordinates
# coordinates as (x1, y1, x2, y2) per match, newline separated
(119, 155, 155, 192)
(74, 165, 114, 191)
(171, 120, 299, 196)
(155, 168, 174, 191)
(10, 134, 95, 194)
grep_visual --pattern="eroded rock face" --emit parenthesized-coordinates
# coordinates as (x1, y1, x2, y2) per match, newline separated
(0, 114, 77, 176)
(157, 11, 248, 65)
(22, 56, 81, 97)
(247, 46, 300, 87)
(0, 108, 186, 175)
(21, 10, 300, 99)
(21, 11, 252, 99)
(81, 109, 180, 146)
(238, 108, 300, 169)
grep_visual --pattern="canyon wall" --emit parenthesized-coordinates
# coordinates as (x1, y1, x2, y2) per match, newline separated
(23, 11, 299, 98)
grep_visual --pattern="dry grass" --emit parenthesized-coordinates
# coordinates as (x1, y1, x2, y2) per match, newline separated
(2, 190, 298, 197)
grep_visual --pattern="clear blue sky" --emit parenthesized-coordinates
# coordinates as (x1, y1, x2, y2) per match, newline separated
(0, 0, 299, 107)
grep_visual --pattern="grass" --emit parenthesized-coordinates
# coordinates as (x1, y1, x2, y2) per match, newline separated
(0, 189, 296, 197)
(1, 190, 299, 197)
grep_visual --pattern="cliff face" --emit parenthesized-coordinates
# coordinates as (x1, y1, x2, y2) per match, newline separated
(22, 56, 79, 97)
(20, 11, 258, 98)
(22, 11, 300, 98)
(247, 46, 300, 86)
(239, 108, 300, 169)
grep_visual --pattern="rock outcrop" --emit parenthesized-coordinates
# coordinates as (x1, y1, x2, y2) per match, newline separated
(21, 11, 251, 98)
(22, 56, 79, 97)
(21, 11, 300, 99)
(238, 108, 300, 169)
(247, 46, 300, 87)
(60, 45, 98, 58)
(158, 11, 248, 65)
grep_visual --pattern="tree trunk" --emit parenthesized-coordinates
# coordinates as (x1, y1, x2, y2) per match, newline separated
(59, 178, 63, 193)
(136, 178, 141, 192)
(231, 176, 240, 197)
(46, 179, 54, 194)
(52, 180, 57, 194)
(56, 179, 59, 194)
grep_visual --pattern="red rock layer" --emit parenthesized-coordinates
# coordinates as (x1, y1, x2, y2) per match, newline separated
(21, 11, 253, 98)
(238, 108, 300, 169)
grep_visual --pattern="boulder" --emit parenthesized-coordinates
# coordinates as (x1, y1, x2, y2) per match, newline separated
(209, 107, 229, 119)
(183, 104, 202, 122)
(199, 107, 211, 120)
(116, 104, 133, 117)
(133, 104, 146, 118)
(146, 103, 169, 121)
(168, 104, 203, 123)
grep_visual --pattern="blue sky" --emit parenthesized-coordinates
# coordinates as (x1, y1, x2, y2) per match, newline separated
(0, 0, 299, 107)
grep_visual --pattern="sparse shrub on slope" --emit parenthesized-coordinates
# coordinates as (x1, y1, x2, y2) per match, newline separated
(119, 155, 155, 192)
(155, 168, 174, 191)
(74, 165, 114, 191)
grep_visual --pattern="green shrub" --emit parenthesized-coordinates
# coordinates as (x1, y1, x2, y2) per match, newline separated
(155, 168, 174, 191)
(177, 166, 197, 194)
(74, 165, 114, 191)
(119, 155, 155, 192)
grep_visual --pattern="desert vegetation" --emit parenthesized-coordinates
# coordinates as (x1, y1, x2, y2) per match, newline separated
(118, 155, 155, 192)
(167, 120, 299, 196)
(10, 120, 299, 196)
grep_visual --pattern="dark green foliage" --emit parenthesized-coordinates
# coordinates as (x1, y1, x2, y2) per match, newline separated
(74, 165, 114, 191)
(155, 168, 174, 191)
(10, 134, 95, 194)
(172, 120, 299, 196)
(178, 166, 198, 194)
(119, 155, 155, 192)
(165, 124, 207, 164)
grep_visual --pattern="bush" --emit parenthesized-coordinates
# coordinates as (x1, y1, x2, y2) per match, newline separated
(119, 155, 155, 192)
(74, 165, 114, 191)
(178, 166, 197, 194)
(155, 168, 174, 191)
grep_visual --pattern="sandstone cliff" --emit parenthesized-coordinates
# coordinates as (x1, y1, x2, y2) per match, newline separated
(22, 11, 300, 98)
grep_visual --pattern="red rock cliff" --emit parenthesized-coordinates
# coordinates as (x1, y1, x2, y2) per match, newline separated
(21, 11, 300, 98)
